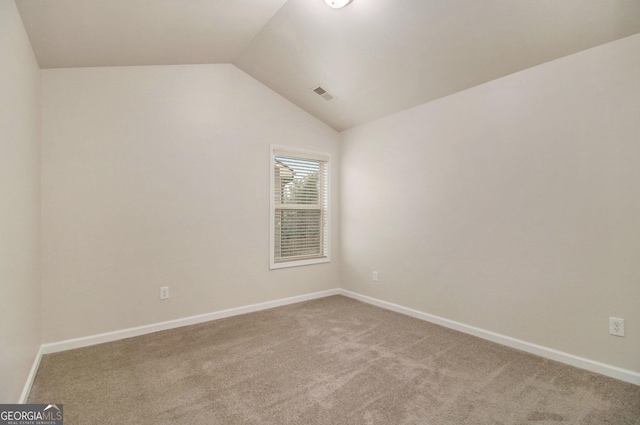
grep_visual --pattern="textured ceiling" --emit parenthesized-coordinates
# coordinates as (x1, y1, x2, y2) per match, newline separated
(17, 0, 640, 131)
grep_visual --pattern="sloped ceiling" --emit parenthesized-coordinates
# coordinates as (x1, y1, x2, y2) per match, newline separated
(16, 0, 640, 131)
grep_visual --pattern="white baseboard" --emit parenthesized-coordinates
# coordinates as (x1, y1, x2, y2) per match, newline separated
(19, 344, 44, 403)
(41, 289, 340, 355)
(27, 286, 638, 399)
(339, 289, 640, 386)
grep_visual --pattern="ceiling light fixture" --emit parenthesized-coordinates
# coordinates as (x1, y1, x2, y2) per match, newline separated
(325, 0, 352, 9)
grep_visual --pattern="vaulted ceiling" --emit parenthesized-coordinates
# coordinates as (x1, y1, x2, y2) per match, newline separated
(16, 0, 640, 131)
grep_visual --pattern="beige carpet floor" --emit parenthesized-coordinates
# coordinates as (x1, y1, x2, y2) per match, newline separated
(29, 295, 640, 424)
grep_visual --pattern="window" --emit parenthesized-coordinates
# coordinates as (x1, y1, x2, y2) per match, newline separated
(270, 146, 330, 269)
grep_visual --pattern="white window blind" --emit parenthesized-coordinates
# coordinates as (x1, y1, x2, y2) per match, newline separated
(271, 147, 330, 269)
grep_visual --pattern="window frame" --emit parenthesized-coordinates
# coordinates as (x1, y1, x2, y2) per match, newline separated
(270, 145, 331, 269)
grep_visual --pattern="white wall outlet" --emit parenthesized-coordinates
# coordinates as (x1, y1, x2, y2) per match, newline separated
(372, 271, 378, 282)
(609, 317, 624, 337)
(160, 286, 169, 300)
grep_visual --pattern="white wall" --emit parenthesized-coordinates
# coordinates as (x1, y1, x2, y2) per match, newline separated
(0, 0, 42, 403)
(340, 34, 640, 372)
(41, 64, 340, 343)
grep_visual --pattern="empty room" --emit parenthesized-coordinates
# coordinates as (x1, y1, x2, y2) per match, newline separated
(1, 0, 639, 423)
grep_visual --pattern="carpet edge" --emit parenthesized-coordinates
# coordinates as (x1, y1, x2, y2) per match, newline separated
(19, 344, 44, 403)
(40, 288, 340, 355)
(339, 289, 640, 386)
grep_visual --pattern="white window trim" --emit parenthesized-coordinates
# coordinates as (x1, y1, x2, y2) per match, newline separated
(270, 145, 331, 269)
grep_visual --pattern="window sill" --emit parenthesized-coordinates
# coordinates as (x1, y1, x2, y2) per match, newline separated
(270, 257, 330, 270)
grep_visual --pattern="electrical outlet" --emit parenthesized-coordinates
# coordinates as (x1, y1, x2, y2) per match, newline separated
(372, 271, 378, 282)
(160, 286, 169, 300)
(609, 317, 624, 337)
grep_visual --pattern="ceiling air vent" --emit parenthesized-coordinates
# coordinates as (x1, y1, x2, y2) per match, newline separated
(312, 85, 335, 101)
